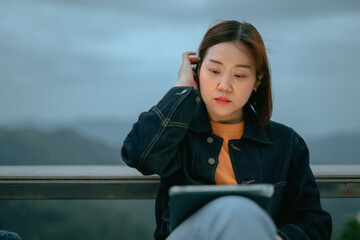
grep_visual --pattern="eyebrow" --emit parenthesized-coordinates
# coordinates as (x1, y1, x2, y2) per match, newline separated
(208, 59, 251, 69)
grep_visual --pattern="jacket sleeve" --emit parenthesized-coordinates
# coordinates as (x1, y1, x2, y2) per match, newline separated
(277, 133, 332, 240)
(121, 87, 200, 177)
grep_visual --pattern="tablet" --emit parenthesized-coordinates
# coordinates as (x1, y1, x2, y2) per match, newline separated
(168, 184, 274, 232)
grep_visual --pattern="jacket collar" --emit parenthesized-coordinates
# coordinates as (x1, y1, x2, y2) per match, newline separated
(188, 100, 272, 145)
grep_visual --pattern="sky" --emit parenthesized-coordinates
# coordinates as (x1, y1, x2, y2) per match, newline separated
(0, 0, 359, 139)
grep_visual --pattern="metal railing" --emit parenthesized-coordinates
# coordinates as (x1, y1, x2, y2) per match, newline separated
(0, 165, 359, 199)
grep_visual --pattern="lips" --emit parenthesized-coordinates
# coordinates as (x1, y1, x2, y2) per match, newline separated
(214, 96, 231, 104)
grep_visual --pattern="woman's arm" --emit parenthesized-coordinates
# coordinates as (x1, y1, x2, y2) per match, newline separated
(277, 134, 332, 239)
(121, 86, 200, 177)
(121, 52, 201, 177)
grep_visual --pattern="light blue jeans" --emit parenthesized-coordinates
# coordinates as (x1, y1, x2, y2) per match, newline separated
(0, 230, 21, 240)
(167, 196, 278, 240)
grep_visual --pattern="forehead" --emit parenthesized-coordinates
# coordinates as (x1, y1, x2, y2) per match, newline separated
(203, 42, 254, 67)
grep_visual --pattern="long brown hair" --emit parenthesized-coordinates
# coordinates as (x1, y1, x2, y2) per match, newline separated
(196, 20, 272, 128)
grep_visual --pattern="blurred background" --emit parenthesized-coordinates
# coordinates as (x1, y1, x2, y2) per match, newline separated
(0, 0, 359, 239)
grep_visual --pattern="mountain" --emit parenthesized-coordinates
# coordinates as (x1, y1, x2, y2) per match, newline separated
(0, 127, 123, 165)
(64, 118, 135, 147)
(64, 119, 360, 165)
(67, 119, 360, 165)
(307, 133, 360, 165)
(1, 118, 135, 147)
(2, 118, 360, 166)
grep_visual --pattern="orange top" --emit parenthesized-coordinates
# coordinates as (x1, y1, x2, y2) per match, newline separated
(210, 120, 244, 185)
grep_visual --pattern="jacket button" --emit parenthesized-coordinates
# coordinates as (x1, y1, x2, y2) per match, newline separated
(207, 137, 214, 144)
(208, 158, 216, 165)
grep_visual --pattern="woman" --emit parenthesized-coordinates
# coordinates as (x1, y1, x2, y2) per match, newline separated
(121, 20, 332, 240)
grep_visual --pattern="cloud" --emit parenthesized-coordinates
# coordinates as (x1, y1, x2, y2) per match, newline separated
(0, 0, 359, 137)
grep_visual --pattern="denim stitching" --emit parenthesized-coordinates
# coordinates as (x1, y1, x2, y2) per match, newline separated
(138, 107, 168, 170)
(138, 123, 166, 171)
(274, 181, 287, 188)
(289, 224, 310, 240)
(255, 146, 262, 183)
(277, 229, 290, 240)
(291, 132, 300, 154)
(138, 90, 191, 170)
(162, 206, 169, 222)
(211, 137, 222, 183)
(165, 90, 189, 121)
(191, 138, 198, 172)
(228, 141, 240, 184)
(152, 106, 166, 126)
(167, 122, 189, 129)
(138, 110, 168, 170)
(167, 121, 189, 128)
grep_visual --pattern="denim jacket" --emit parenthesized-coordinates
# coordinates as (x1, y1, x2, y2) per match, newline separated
(121, 87, 332, 240)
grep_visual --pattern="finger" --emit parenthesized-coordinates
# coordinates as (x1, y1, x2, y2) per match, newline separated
(184, 51, 196, 55)
(182, 51, 197, 62)
(188, 57, 200, 64)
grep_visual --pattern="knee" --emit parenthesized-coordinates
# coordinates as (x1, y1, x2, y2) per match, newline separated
(204, 195, 274, 230)
(195, 196, 276, 239)
(208, 195, 265, 217)
(169, 196, 276, 240)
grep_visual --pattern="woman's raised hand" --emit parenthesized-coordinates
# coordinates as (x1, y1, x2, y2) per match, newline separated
(176, 51, 200, 90)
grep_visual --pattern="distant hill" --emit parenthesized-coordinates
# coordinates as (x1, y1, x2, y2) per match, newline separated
(65, 118, 135, 147)
(307, 133, 360, 165)
(2, 118, 136, 147)
(65, 119, 360, 165)
(1, 118, 359, 166)
(0, 128, 124, 165)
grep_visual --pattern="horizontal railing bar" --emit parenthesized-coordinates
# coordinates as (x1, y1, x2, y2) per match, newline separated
(310, 165, 360, 179)
(2, 165, 359, 179)
(0, 165, 359, 199)
(0, 165, 156, 180)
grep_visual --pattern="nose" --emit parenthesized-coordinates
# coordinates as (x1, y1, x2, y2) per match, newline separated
(217, 74, 232, 92)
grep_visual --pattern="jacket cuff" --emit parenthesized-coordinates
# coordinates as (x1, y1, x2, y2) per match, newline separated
(277, 224, 310, 240)
(154, 87, 200, 125)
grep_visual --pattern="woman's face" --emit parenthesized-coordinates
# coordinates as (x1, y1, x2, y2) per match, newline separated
(199, 41, 257, 124)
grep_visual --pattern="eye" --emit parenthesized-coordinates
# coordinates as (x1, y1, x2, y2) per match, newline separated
(208, 69, 220, 74)
(234, 74, 245, 78)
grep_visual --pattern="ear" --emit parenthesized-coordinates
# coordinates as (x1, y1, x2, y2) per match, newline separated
(253, 80, 261, 91)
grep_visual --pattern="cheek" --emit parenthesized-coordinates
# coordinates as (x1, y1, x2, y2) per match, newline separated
(198, 68, 206, 84)
(246, 81, 256, 92)
(242, 77, 256, 89)
(198, 70, 209, 92)
(199, 69, 217, 87)
(235, 81, 256, 100)
(244, 83, 256, 96)
(198, 76, 214, 101)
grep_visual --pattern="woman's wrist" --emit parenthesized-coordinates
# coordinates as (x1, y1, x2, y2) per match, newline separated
(175, 80, 198, 91)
